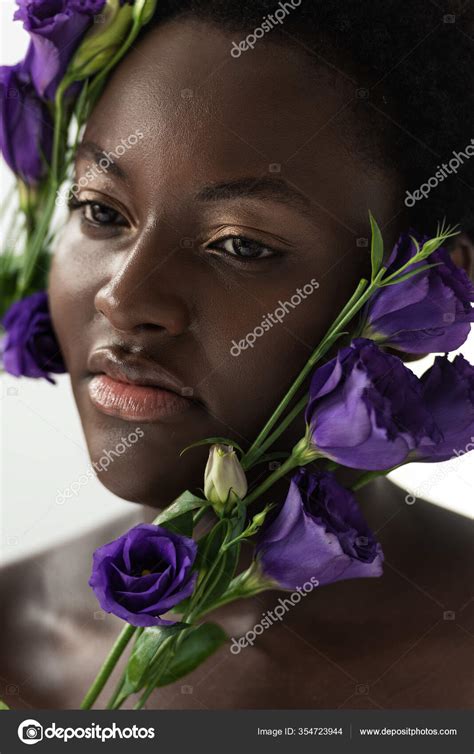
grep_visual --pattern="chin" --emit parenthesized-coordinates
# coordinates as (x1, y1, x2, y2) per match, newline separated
(92, 466, 172, 508)
(85, 429, 208, 508)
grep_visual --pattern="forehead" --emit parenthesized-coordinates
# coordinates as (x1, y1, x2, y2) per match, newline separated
(83, 17, 396, 225)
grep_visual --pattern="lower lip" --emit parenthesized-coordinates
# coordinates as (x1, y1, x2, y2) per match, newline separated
(88, 375, 192, 421)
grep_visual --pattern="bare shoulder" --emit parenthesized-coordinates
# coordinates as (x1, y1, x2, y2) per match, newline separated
(0, 490, 472, 710)
(147, 480, 474, 710)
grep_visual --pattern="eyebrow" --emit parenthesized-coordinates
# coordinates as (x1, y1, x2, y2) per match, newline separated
(75, 141, 127, 180)
(73, 148, 313, 216)
(195, 176, 313, 215)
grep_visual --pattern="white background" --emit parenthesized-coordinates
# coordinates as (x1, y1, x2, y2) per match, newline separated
(1, 2, 472, 566)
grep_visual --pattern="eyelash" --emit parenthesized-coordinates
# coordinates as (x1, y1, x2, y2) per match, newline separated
(206, 235, 278, 261)
(69, 198, 280, 261)
(68, 197, 128, 227)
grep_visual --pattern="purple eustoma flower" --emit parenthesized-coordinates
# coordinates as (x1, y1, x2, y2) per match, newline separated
(361, 233, 474, 354)
(416, 354, 474, 461)
(256, 469, 383, 590)
(306, 339, 441, 470)
(89, 524, 197, 627)
(0, 63, 53, 183)
(15, 0, 106, 99)
(1, 291, 66, 382)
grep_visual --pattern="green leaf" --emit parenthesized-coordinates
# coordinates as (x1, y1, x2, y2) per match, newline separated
(162, 511, 194, 538)
(153, 490, 207, 528)
(194, 517, 243, 613)
(369, 211, 384, 280)
(180, 437, 245, 457)
(196, 519, 229, 575)
(155, 623, 227, 688)
(229, 501, 247, 539)
(0, 700, 10, 710)
(118, 624, 186, 702)
(199, 543, 241, 613)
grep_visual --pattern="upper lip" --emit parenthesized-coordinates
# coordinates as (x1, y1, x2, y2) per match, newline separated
(87, 347, 188, 396)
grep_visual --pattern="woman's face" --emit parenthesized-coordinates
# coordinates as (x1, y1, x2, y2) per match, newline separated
(49, 18, 401, 507)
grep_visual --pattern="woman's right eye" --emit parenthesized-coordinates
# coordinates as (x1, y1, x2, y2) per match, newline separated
(70, 198, 128, 227)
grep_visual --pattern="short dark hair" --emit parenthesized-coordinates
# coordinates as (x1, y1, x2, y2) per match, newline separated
(148, 0, 474, 239)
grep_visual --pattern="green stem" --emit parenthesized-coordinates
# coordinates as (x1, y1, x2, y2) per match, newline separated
(243, 454, 300, 507)
(132, 628, 188, 710)
(80, 623, 136, 710)
(193, 506, 209, 526)
(105, 674, 125, 711)
(193, 564, 270, 616)
(189, 547, 231, 616)
(241, 277, 375, 467)
(195, 584, 268, 616)
(81, 15, 145, 120)
(105, 627, 144, 709)
(243, 393, 308, 470)
(351, 465, 400, 491)
(132, 652, 170, 710)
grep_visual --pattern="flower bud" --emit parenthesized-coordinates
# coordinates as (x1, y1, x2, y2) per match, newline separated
(204, 444, 247, 514)
(66, 0, 134, 81)
(132, 0, 158, 24)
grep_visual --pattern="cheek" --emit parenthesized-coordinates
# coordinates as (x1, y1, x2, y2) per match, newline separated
(202, 263, 358, 439)
(48, 224, 100, 368)
(47, 219, 361, 451)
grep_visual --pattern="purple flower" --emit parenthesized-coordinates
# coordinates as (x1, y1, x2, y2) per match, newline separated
(416, 354, 474, 461)
(89, 524, 197, 627)
(306, 339, 441, 470)
(15, 0, 106, 100)
(362, 233, 474, 354)
(0, 63, 53, 183)
(1, 291, 66, 382)
(256, 469, 383, 590)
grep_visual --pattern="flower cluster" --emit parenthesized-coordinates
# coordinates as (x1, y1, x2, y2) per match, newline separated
(305, 339, 474, 469)
(1, 0, 106, 184)
(1, 0, 473, 715)
(0, 0, 156, 322)
(86, 225, 474, 652)
(1, 291, 65, 382)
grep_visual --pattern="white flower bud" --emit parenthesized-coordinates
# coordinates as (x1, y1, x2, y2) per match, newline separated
(204, 444, 248, 513)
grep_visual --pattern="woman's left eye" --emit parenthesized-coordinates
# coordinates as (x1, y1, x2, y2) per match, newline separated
(207, 236, 275, 260)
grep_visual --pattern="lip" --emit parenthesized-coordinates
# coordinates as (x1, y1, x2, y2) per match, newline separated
(87, 348, 194, 422)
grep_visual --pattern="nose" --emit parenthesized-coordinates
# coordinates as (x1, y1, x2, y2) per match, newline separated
(94, 232, 191, 336)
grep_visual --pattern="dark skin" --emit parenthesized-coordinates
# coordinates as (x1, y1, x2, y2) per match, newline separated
(0, 482, 473, 709)
(48, 18, 401, 507)
(2, 18, 470, 709)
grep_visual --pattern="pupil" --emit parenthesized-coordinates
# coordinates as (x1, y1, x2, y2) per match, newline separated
(234, 238, 259, 257)
(93, 204, 113, 222)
